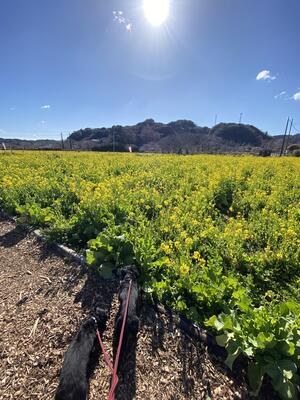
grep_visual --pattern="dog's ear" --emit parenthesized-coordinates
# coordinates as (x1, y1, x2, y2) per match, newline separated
(82, 317, 97, 333)
(120, 267, 127, 280)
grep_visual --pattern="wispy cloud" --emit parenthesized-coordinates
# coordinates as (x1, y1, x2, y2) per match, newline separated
(40, 120, 46, 124)
(10, 107, 15, 111)
(293, 92, 300, 101)
(41, 105, 51, 110)
(113, 10, 125, 23)
(113, 10, 132, 32)
(256, 70, 276, 81)
(274, 91, 287, 99)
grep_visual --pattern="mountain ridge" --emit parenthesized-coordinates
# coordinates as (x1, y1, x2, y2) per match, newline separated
(68, 119, 294, 153)
(1, 119, 300, 153)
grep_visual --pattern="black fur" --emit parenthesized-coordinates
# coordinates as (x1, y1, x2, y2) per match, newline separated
(55, 310, 107, 400)
(115, 265, 140, 347)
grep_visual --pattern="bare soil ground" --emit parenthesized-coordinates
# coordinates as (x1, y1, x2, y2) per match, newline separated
(0, 217, 251, 399)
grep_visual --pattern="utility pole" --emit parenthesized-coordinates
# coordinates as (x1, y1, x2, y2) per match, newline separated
(284, 118, 293, 154)
(280, 117, 290, 157)
(239, 113, 243, 124)
(214, 114, 218, 126)
(61, 132, 64, 150)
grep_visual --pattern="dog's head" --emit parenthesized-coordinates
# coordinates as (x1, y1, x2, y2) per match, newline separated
(120, 265, 140, 281)
(81, 317, 98, 334)
(94, 308, 108, 332)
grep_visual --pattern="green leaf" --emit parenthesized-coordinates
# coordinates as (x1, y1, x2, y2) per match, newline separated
(225, 340, 241, 370)
(176, 300, 187, 311)
(205, 315, 224, 331)
(256, 332, 275, 349)
(221, 315, 234, 331)
(277, 359, 297, 374)
(274, 380, 297, 400)
(279, 341, 296, 356)
(244, 346, 254, 357)
(225, 348, 240, 370)
(248, 336, 258, 347)
(44, 215, 52, 222)
(98, 262, 114, 279)
(86, 250, 96, 266)
(264, 363, 281, 381)
(216, 334, 228, 347)
(248, 362, 264, 395)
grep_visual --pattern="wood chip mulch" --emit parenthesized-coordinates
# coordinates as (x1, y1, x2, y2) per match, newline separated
(0, 217, 252, 399)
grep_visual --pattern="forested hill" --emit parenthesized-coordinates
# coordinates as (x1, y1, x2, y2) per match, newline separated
(2, 120, 300, 153)
(68, 119, 274, 153)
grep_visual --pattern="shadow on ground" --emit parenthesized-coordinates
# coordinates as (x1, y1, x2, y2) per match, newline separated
(140, 304, 248, 399)
(0, 224, 28, 248)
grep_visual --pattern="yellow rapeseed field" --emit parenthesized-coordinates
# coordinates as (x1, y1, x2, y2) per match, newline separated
(0, 151, 299, 398)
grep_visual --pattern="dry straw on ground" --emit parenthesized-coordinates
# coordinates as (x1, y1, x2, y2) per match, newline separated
(0, 217, 261, 399)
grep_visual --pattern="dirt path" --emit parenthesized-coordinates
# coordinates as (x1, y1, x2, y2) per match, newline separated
(0, 217, 248, 399)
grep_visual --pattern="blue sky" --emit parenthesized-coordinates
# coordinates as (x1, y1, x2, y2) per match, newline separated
(0, 0, 300, 139)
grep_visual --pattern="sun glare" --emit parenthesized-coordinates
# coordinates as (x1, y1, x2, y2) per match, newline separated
(144, 0, 170, 26)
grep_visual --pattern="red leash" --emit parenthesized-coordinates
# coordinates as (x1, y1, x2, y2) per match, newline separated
(96, 329, 114, 373)
(108, 279, 132, 400)
(95, 279, 132, 400)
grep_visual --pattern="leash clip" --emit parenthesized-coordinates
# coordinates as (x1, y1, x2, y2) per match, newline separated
(91, 316, 98, 327)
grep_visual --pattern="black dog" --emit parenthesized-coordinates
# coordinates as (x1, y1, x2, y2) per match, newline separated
(115, 265, 140, 349)
(55, 310, 107, 400)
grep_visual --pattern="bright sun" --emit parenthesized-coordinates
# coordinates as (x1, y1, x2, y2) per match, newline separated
(144, 0, 170, 26)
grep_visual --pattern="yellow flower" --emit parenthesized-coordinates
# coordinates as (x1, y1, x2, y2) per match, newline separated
(180, 263, 190, 275)
(174, 241, 181, 249)
(185, 237, 193, 246)
(192, 251, 201, 261)
(160, 243, 171, 255)
(287, 228, 295, 236)
(180, 231, 187, 239)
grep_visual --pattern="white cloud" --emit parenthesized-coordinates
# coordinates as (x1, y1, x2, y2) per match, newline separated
(41, 105, 50, 109)
(274, 91, 287, 99)
(113, 10, 132, 31)
(40, 120, 46, 124)
(293, 92, 300, 101)
(256, 70, 276, 81)
(113, 10, 125, 23)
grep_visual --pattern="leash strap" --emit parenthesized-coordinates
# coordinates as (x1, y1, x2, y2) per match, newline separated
(95, 279, 133, 400)
(108, 279, 132, 400)
(96, 329, 114, 373)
